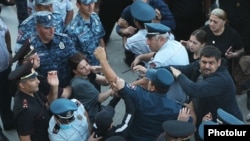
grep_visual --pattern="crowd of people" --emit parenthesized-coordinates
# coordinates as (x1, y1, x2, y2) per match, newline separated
(1, 0, 250, 141)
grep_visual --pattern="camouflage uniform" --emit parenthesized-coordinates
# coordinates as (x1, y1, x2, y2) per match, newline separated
(65, 12, 105, 66)
(15, 12, 64, 52)
(30, 33, 77, 87)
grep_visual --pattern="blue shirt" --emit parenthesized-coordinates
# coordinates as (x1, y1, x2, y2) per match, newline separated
(0, 18, 10, 72)
(148, 40, 189, 68)
(30, 33, 77, 87)
(15, 12, 64, 52)
(119, 83, 182, 141)
(65, 12, 105, 66)
(48, 99, 89, 141)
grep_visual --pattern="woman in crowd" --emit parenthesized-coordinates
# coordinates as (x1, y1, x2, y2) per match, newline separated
(201, 8, 244, 75)
(68, 52, 114, 125)
(181, 29, 207, 63)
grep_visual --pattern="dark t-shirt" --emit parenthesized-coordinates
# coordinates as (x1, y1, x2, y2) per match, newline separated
(202, 24, 243, 58)
(70, 75, 101, 124)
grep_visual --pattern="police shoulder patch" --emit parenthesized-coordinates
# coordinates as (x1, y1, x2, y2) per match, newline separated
(127, 84, 137, 90)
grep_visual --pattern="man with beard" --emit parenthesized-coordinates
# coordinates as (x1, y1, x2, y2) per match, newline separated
(169, 45, 243, 141)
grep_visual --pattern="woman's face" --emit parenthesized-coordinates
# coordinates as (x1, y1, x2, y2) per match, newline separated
(209, 15, 226, 34)
(74, 59, 91, 77)
(188, 35, 205, 53)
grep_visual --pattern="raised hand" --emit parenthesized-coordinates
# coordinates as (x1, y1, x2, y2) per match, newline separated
(47, 71, 59, 87)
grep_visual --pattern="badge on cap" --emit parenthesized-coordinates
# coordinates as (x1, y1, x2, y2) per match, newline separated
(77, 114, 82, 120)
(65, 111, 72, 117)
(59, 42, 65, 49)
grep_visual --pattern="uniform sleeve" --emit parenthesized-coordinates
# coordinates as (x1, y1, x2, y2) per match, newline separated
(150, 0, 176, 30)
(66, 0, 74, 11)
(108, 96, 121, 108)
(114, 93, 135, 137)
(118, 83, 142, 104)
(15, 28, 29, 52)
(16, 110, 34, 135)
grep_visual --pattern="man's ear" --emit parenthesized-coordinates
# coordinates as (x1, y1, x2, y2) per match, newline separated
(19, 81, 25, 89)
(148, 81, 156, 91)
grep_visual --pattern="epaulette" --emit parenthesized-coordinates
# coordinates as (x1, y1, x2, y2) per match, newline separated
(19, 15, 34, 26)
(22, 99, 29, 109)
(53, 123, 60, 134)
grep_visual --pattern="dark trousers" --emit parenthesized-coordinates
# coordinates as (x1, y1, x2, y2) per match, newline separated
(16, 0, 28, 24)
(0, 66, 14, 129)
(98, 0, 133, 44)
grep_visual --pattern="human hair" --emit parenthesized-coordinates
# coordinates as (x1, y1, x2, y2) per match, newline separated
(155, 32, 169, 40)
(134, 19, 150, 29)
(76, 0, 81, 4)
(68, 52, 88, 70)
(200, 45, 221, 61)
(210, 8, 228, 21)
(191, 29, 207, 44)
(153, 84, 169, 93)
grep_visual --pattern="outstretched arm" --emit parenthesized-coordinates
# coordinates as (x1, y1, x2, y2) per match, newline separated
(94, 47, 117, 83)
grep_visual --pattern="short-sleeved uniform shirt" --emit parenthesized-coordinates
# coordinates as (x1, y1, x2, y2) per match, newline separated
(48, 99, 89, 141)
(119, 83, 182, 141)
(53, 0, 74, 22)
(125, 29, 151, 56)
(13, 91, 50, 141)
(65, 12, 105, 66)
(27, 0, 73, 22)
(15, 12, 64, 52)
(30, 33, 77, 87)
(148, 39, 189, 68)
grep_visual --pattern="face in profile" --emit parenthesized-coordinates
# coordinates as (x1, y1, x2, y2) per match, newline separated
(146, 36, 161, 52)
(199, 56, 221, 76)
(188, 35, 205, 53)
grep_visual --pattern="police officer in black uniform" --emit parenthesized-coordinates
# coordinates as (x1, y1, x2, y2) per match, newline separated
(9, 61, 59, 141)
